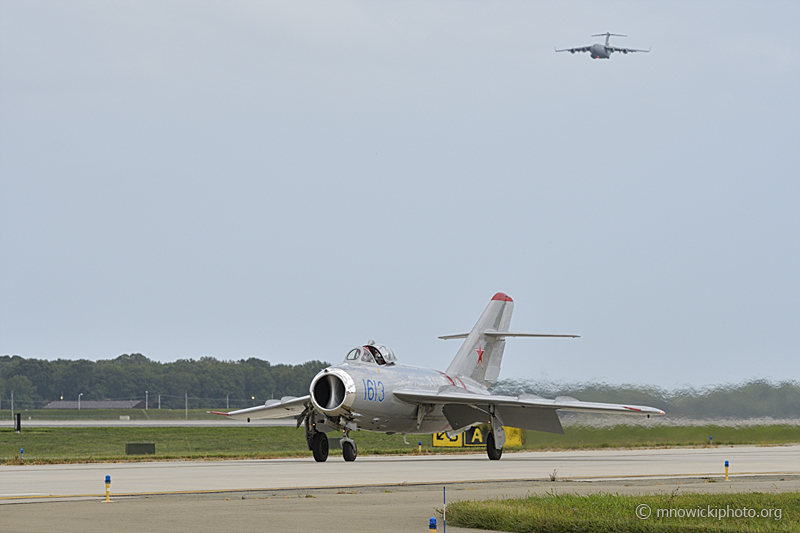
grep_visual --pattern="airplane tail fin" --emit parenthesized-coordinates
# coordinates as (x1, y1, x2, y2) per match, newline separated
(444, 293, 515, 386)
(591, 32, 627, 47)
(441, 293, 580, 387)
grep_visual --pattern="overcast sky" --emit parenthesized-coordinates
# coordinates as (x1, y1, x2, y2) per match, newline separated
(1, 1, 798, 388)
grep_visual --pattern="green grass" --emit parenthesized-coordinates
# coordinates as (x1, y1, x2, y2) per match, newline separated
(0, 408, 227, 420)
(0, 426, 440, 463)
(521, 425, 800, 450)
(446, 491, 799, 532)
(0, 424, 797, 464)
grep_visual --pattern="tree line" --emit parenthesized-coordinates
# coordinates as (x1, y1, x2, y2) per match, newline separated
(490, 378, 800, 419)
(2, 354, 798, 418)
(0, 354, 329, 410)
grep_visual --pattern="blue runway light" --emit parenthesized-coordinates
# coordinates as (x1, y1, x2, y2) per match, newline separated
(429, 517, 437, 530)
(106, 475, 111, 484)
(725, 460, 729, 467)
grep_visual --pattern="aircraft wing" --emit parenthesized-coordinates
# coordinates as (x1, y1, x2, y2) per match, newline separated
(393, 388, 663, 434)
(209, 395, 310, 421)
(555, 46, 591, 53)
(608, 46, 650, 54)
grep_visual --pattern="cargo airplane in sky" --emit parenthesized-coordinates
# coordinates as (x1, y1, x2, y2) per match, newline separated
(212, 293, 664, 462)
(556, 32, 650, 59)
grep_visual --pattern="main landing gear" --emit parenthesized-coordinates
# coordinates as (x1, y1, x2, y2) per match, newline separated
(312, 432, 329, 462)
(486, 431, 503, 460)
(486, 411, 505, 460)
(306, 415, 329, 463)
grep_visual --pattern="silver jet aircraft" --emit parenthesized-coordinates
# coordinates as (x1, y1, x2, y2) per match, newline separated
(212, 293, 664, 462)
(556, 32, 650, 59)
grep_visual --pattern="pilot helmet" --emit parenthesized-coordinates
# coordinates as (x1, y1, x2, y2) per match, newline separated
(368, 342, 396, 363)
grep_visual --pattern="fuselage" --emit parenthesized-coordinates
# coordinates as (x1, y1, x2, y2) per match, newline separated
(590, 44, 610, 59)
(310, 361, 486, 435)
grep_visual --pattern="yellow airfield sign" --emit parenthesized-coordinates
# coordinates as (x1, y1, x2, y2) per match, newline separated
(433, 426, 523, 448)
(432, 432, 464, 447)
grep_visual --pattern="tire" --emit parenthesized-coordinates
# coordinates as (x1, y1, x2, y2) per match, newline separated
(342, 440, 357, 462)
(487, 431, 503, 460)
(312, 432, 329, 462)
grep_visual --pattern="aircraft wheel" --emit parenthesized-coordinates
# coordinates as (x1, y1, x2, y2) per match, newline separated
(312, 432, 329, 462)
(342, 440, 357, 462)
(487, 431, 503, 460)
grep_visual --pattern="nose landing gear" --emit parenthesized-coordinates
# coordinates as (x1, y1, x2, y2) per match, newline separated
(341, 428, 358, 462)
(342, 438, 357, 461)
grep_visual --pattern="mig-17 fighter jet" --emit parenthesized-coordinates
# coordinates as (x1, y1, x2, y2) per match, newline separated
(212, 293, 664, 462)
(556, 32, 650, 59)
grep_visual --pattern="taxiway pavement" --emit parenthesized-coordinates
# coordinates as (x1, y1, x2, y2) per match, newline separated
(1, 446, 798, 532)
(0, 476, 798, 533)
(1, 445, 797, 503)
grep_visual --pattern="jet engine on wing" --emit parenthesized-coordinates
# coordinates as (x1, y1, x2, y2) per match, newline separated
(310, 367, 355, 416)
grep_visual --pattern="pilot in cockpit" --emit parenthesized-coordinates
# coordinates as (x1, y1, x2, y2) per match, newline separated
(345, 342, 396, 366)
(365, 345, 386, 365)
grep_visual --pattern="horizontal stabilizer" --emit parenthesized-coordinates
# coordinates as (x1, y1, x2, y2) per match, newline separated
(485, 331, 580, 338)
(440, 331, 579, 340)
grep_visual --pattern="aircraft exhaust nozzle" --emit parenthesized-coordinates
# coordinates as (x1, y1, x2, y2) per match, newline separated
(310, 368, 356, 416)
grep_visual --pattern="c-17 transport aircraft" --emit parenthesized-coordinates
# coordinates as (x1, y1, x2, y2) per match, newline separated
(556, 32, 650, 59)
(212, 293, 664, 462)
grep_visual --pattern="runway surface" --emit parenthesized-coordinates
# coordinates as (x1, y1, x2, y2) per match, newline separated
(1, 445, 797, 503)
(1, 446, 797, 532)
(1, 476, 798, 533)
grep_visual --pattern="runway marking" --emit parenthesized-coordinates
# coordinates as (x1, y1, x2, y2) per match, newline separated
(1, 472, 798, 502)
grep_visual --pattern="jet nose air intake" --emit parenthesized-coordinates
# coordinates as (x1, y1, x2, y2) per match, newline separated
(316, 374, 345, 410)
(310, 368, 356, 416)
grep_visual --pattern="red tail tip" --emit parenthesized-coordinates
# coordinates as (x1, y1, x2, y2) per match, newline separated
(492, 292, 513, 302)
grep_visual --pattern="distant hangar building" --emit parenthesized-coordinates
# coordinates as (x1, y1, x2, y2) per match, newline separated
(43, 400, 145, 409)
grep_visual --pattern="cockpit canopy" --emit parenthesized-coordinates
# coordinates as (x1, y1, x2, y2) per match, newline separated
(344, 341, 397, 366)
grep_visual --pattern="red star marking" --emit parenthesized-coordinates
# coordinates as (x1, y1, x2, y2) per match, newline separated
(475, 341, 485, 368)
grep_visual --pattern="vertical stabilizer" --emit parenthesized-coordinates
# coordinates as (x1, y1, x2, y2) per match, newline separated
(445, 293, 514, 386)
(591, 31, 628, 47)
